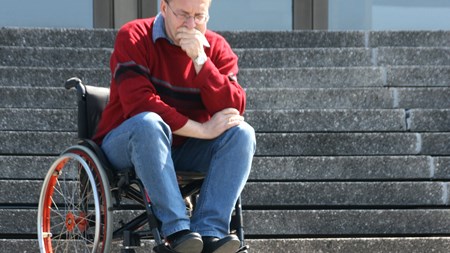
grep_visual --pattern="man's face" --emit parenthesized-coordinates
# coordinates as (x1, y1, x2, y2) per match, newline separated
(161, 0, 210, 45)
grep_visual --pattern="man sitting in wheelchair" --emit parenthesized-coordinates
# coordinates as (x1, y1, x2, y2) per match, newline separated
(92, 0, 256, 252)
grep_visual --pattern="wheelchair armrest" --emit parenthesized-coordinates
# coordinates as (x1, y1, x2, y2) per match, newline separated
(65, 77, 86, 101)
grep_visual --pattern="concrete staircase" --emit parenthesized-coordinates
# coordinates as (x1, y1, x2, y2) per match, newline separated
(1, 27, 450, 252)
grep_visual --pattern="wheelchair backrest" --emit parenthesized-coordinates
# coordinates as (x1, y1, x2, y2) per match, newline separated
(65, 78, 110, 139)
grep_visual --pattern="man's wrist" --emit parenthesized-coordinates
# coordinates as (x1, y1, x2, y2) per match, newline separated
(193, 52, 207, 66)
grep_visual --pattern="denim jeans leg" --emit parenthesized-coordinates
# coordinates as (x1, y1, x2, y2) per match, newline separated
(172, 122, 256, 238)
(100, 112, 190, 237)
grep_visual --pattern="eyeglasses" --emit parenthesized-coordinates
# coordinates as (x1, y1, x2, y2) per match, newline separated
(164, 0, 209, 24)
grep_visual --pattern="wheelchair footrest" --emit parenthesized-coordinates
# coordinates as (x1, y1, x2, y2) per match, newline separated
(237, 245, 250, 253)
(122, 230, 141, 249)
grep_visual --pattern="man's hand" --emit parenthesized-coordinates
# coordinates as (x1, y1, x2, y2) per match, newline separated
(201, 108, 244, 139)
(176, 27, 208, 72)
(174, 108, 244, 140)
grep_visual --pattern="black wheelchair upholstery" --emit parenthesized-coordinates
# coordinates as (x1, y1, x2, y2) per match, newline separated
(37, 77, 248, 253)
(65, 77, 110, 140)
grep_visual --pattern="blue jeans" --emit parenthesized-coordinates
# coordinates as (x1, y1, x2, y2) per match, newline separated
(101, 112, 256, 238)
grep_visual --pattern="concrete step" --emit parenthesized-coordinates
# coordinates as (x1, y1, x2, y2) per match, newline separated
(5, 209, 450, 236)
(368, 31, 450, 48)
(385, 66, 450, 87)
(251, 156, 450, 181)
(0, 66, 448, 88)
(0, 131, 76, 155)
(248, 109, 407, 132)
(3, 238, 450, 253)
(237, 47, 450, 68)
(243, 182, 450, 207)
(0, 155, 53, 180)
(3, 155, 449, 181)
(236, 48, 371, 68)
(1, 46, 448, 69)
(247, 237, 450, 253)
(1, 28, 448, 49)
(376, 47, 450, 67)
(0, 66, 109, 87)
(246, 87, 450, 110)
(3, 155, 450, 180)
(0, 108, 410, 132)
(1, 180, 447, 207)
(0, 108, 76, 131)
(0, 27, 116, 48)
(0, 87, 76, 109)
(0, 46, 112, 68)
(241, 66, 450, 88)
(2, 131, 450, 156)
(256, 132, 450, 156)
(250, 109, 450, 132)
(5, 108, 450, 132)
(222, 30, 450, 49)
(245, 209, 450, 236)
(2, 87, 450, 110)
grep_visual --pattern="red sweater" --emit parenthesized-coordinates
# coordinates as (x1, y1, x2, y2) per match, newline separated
(93, 17, 246, 147)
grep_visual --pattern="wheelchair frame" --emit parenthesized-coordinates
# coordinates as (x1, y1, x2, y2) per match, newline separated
(36, 78, 248, 253)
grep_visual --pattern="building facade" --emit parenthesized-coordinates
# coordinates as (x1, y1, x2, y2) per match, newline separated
(0, 0, 449, 31)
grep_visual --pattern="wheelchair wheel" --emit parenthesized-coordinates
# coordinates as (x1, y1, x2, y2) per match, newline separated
(37, 145, 113, 253)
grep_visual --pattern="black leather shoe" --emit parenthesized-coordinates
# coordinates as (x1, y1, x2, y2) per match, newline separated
(169, 231, 203, 253)
(202, 235, 241, 253)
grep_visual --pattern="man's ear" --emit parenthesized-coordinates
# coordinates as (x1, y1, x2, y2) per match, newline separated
(160, 1, 167, 18)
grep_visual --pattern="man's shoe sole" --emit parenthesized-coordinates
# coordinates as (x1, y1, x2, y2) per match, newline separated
(202, 238, 241, 253)
(172, 235, 203, 253)
(208, 238, 240, 253)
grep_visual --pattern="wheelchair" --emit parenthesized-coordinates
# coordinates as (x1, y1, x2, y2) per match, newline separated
(37, 77, 249, 253)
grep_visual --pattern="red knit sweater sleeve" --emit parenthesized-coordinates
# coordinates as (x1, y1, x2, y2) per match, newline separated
(112, 20, 189, 131)
(195, 33, 246, 115)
